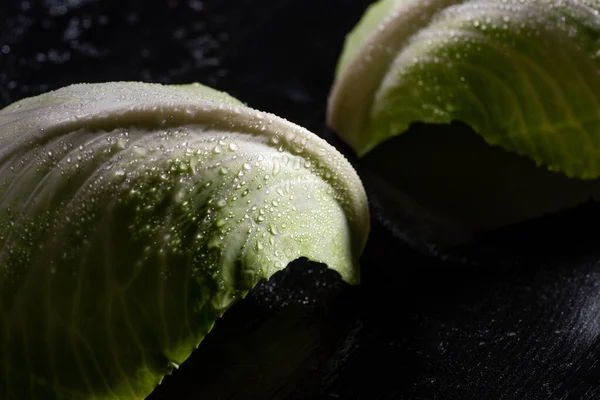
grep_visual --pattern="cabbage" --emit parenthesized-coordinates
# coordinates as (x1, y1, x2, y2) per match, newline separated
(0, 82, 369, 399)
(328, 0, 600, 179)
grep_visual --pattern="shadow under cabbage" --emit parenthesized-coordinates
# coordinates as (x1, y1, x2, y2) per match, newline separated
(361, 121, 600, 255)
(147, 258, 358, 400)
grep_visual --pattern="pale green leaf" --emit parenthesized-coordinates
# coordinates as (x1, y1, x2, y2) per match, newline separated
(0, 82, 369, 399)
(329, 0, 600, 178)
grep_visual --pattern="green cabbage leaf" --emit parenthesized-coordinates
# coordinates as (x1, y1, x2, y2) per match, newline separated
(328, 0, 600, 179)
(0, 82, 369, 399)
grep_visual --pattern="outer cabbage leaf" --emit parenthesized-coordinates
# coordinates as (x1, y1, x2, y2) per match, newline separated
(328, 0, 600, 179)
(0, 82, 369, 399)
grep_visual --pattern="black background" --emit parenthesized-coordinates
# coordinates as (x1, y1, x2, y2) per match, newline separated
(2, 1, 600, 399)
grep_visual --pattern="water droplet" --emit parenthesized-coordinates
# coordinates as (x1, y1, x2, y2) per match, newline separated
(273, 159, 281, 175)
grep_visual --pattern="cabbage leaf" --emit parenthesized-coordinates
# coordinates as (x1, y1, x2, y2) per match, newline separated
(0, 82, 369, 399)
(328, 0, 600, 179)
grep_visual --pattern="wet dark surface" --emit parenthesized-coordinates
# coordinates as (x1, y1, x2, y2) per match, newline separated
(3, 1, 600, 399)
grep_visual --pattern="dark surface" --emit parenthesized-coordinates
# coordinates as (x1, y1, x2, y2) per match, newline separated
(2, 1, 600, 399)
